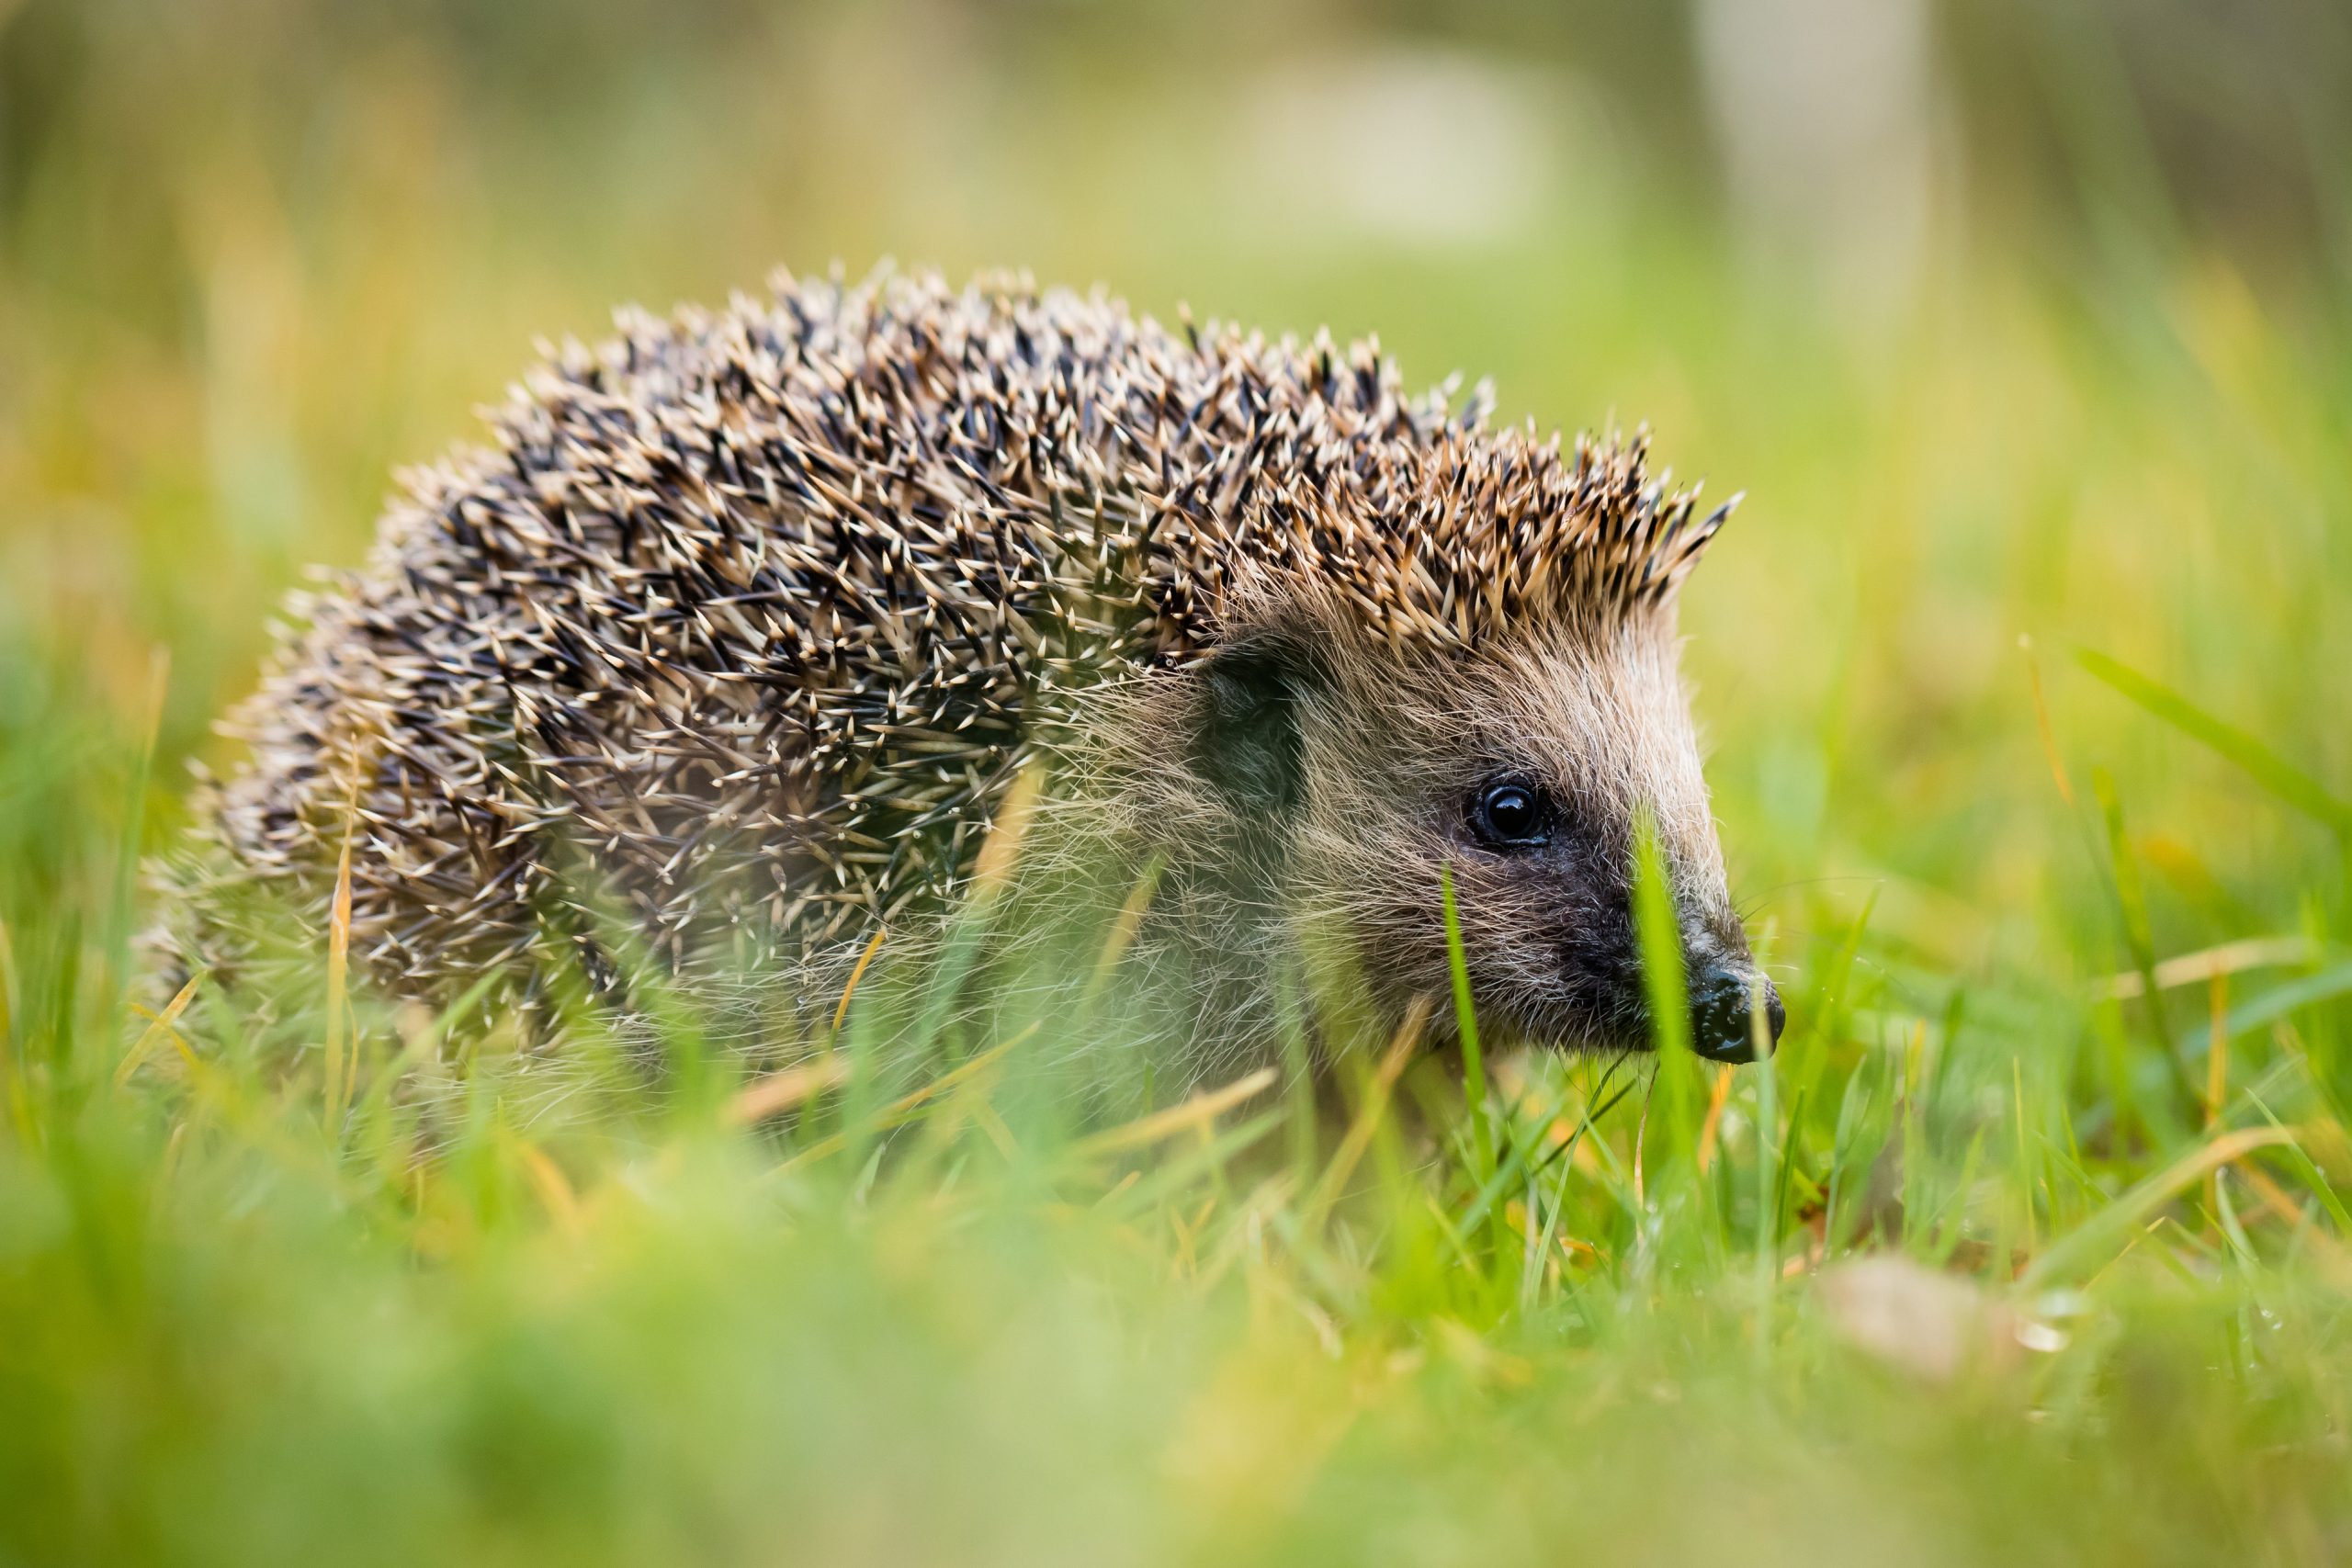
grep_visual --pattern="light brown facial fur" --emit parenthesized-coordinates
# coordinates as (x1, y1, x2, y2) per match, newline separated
(1062, 584, 1775, 1073)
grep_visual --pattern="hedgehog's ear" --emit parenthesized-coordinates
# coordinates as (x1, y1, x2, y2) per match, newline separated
(1195, 635, 1320, 816)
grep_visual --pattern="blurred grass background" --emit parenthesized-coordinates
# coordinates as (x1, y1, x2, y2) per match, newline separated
(6, 1, 2352, 1562)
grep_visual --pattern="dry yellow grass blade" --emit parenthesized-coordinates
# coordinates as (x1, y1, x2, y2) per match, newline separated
(2018, 634, 2075, 807)
(2206, 972, 2230, 1128)
(831, 925, 889, 1032)
(1084, 857, 1164, 1004)
(967, 760, 1045, 903)
(513, 1136, 583, 1235)
(2098, 935, 2320, 1000)
(1074, 1066, 1278, 1158)
(322, 809, 356, 1126)
(2023, 1124, 2301, 1288)
(1191, 1169, 1297, 1294)
(1694, 1065, 1736, 1175)
(1301, 996, 1430, 1224)
(769, 1024, 1037, 1177)
(117, 968, 204, 1089)
(2233, 1159, 2314, 1232)
(725, 1055, 853, 1127)
(2204, 974, 2233, 1219)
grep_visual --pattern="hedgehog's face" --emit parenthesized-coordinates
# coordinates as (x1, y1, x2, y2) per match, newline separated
(1197, 607, 1781, 1061)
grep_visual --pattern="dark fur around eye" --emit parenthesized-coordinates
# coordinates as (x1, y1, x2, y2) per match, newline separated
(1469, 777, 1553, 849)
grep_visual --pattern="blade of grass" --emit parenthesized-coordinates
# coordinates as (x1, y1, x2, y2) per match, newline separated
(1439, 860, 1520, 1280)
(2019, 634, 2077, 806)
(1453, 1078, 1577, 1239)
(1751, 977, 1781, 1334)
(1772, 1083, 1808, 1244)
(726, 1055, 854, 1127)
(100, 648, 168, 1005)
(1694, 1065, 1736, 1175)
(1630, 808, 1700, 1220)
(1083, 853, 1165, 1008)
(770, 1024, 1036, 1177)
(2091, 765, 2199, 1122)
(2076, 648, 2352, 837)
(2242, 1087, 2352, 1237)
(1440, 863, 1495, 1189)
(1631, 810, 1692, 1063)
(354, 967, 506, 1128)
(1276, 963, 1320, 1200)
(831, 925, 888, 1033)
(2172, 961, 2352, 1062)
(323, 793, 357, 1130)
(2012, 1055, 2039, 1253)
(116, 968, 203, 1089)
(2098, 934, 2324, 999)
(911, 761, 1045, 1052)
(1074, 1066, 1278, 1158)
(1093, 1110, 1288, 1224)
(0, 914, 20, 1145)
(1300, 998, 1428, 1228)
(2021, 1125, 2299, 1290)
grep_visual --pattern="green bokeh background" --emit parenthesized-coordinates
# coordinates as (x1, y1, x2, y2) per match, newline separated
(6, 4, 2352, 1563)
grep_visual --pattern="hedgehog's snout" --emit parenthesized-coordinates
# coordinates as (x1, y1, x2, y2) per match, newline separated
(1685, 962, 1784, 1063)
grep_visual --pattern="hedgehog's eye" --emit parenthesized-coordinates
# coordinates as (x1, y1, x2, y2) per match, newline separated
(1470, 777, 1551, 850)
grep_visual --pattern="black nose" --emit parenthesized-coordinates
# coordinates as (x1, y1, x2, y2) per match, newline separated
(1687, 968, 1784, 1063)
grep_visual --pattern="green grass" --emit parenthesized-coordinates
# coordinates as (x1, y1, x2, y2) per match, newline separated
(7, 673, 2352, 1568)
(7, 2, 2352, 1562)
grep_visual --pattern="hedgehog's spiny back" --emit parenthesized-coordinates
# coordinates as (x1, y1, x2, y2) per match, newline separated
(162, 269, 1722, 1011)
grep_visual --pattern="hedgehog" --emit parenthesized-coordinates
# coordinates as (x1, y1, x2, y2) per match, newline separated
(154, 267, 1783, 1079)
